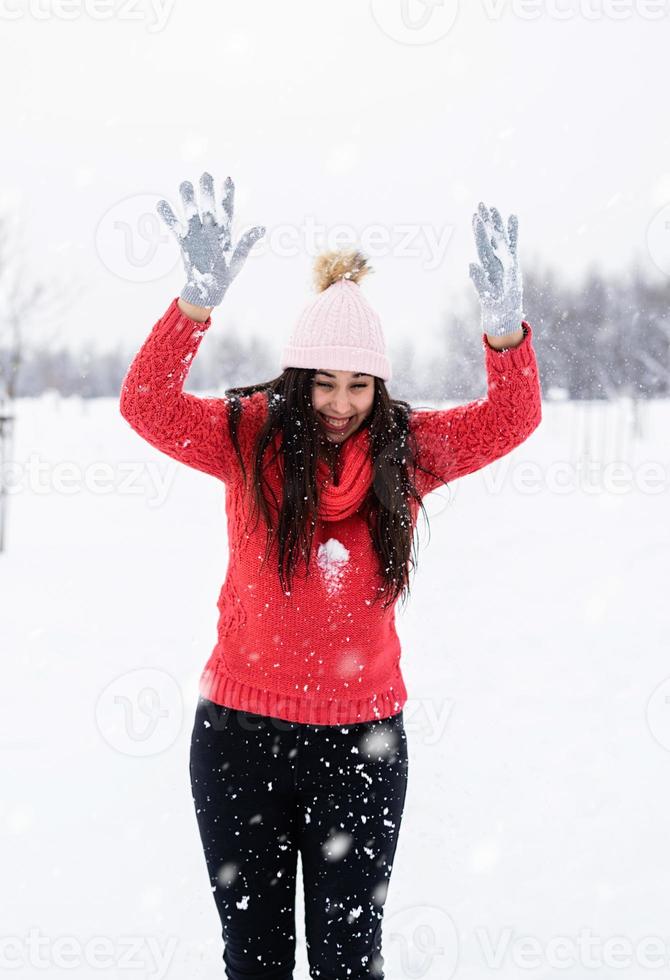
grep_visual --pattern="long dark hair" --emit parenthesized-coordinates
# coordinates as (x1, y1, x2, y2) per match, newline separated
(222, 369, 443, 612)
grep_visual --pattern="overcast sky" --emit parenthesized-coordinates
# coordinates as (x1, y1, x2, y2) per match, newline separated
(3, 0, 670, 361)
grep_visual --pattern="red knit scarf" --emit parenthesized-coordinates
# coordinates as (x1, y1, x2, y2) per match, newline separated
(266, 424, 374, 522)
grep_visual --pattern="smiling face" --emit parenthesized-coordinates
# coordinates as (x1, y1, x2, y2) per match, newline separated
(311, 369, 375, 443)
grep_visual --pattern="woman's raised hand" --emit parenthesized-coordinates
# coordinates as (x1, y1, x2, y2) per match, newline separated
(156, 172, 266, 309)
(468, 202, 523, 337)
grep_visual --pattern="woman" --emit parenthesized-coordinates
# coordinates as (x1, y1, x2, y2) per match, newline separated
(119, 172, 542, 980)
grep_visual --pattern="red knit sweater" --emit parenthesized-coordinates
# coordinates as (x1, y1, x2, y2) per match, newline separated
(119, 297, 542, 726)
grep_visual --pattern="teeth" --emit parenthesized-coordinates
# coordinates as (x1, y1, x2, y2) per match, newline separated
(321, 414, 351, 428)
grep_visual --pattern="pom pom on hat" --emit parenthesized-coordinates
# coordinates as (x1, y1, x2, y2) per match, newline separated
(279, 248, 392, 382)
(312, 249, 373, 292)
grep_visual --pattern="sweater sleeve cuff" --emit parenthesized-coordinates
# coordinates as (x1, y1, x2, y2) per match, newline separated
(153, 296, 214, 339)
(482, 321, 534, 373)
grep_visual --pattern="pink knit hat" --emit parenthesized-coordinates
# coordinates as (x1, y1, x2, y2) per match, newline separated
(279, 249, 392, 382)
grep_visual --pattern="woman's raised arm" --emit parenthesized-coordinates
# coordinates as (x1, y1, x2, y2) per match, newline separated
(118, 172, 266, 483)
(409, 202, 542, 495)
(409, 321, 542, 495)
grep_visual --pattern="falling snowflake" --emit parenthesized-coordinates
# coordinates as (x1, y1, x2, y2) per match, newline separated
(321, 831, 353, 862)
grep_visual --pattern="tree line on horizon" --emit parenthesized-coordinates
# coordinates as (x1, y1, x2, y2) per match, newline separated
(2, 262, 670, 404)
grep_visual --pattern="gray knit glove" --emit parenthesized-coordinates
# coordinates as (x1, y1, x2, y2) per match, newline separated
(156, 172, 266, 308)
(468, 202, 523, 336)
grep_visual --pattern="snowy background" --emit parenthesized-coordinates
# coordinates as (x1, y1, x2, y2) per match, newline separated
(3, 0, 670, 354)
(3, 394, 669, 979)
(2, 1, 670, 978)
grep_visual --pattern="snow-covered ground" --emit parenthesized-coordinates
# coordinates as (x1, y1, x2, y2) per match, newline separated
(2, 393, 668, 980)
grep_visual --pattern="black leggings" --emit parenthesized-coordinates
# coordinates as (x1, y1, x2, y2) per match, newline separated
(189, 695, 410, 980)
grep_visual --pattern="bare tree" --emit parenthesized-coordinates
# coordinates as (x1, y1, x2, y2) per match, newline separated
(0, 210, 69, 552)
